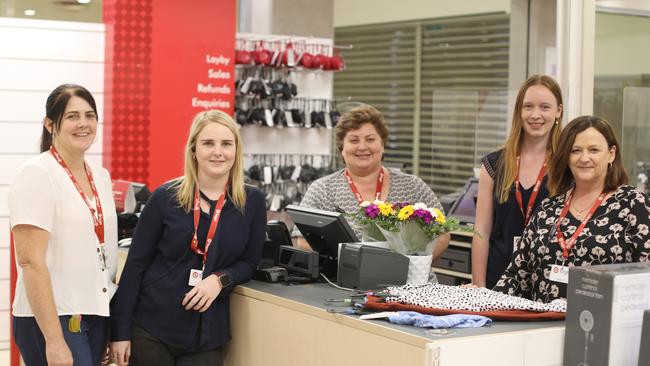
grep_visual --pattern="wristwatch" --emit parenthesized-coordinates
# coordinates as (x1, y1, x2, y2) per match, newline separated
(215, 272, 232, 288)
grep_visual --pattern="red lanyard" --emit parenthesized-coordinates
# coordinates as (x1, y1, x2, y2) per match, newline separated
(344, 167, 384, 203)
(555, 189, 606, 258)
(191, 185, 226, 270)
(50, 146, 104, 246)
(515, 156, 547, 225)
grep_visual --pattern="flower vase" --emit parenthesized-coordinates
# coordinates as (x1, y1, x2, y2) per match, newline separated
(405, 254, 433, 284)
(361, 222, 386, 242)
(377, 222, 439, 256)
(376, 223, 438, 284)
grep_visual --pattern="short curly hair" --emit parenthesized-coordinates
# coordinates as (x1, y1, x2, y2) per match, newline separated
(335, 105, 389, 153)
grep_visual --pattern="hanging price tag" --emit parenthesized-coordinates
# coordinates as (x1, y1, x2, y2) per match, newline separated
(263, 166, 273, 184)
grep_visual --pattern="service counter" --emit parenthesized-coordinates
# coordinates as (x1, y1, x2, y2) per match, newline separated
(226, 281, 566, 366)
(119, 249, 566, 365)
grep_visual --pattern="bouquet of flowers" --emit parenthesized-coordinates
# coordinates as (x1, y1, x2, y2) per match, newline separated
(353, 201, 462, 256)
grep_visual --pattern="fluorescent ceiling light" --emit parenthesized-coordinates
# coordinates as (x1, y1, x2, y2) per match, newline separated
(24, 9, 36, 16)
(77, 0, 91, 4)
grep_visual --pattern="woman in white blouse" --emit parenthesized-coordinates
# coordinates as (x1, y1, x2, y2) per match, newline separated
(9, 84, 118, 366)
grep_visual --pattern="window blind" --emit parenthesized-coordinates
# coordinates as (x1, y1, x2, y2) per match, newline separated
(334, 23, 417, 171)
(334, 13, 510, 195)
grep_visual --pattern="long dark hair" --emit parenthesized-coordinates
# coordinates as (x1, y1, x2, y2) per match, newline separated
(40, 84, 98, 153)
(548, 115, 628, 196)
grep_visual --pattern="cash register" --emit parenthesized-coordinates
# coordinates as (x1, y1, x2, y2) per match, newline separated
(286, 205, 409, 289)
(285, 205, 358, 280)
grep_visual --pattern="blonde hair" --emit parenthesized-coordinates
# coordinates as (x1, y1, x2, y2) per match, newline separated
(495, 74, 564, 203)
(171, 110, 246, 212)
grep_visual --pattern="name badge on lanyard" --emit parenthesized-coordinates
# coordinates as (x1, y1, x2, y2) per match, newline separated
(549, 264, 569, 284)
(49, 146, 106, 269)
(188, 185, 226, 286)
(188, 269, 203, 286)
(513, 236, 522, 253)
(345, 167, 384, 203)
(555, 189, 606, 258)
(514, 156, 547, 226)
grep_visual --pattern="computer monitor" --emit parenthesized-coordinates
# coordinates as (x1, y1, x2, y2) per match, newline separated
(267, 220, 292, 247)
(447, 177, 479, 224)
(285, 204, 358, 279)
(258, 221, 293, 268)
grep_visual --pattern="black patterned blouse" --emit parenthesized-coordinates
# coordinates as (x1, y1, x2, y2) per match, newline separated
(493, 185, 650, 303)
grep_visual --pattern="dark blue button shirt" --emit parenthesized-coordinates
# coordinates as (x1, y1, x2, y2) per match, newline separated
(110, 182, 266, 351)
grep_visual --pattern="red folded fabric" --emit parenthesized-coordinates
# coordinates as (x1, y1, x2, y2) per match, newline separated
(364, 296, 565, 321)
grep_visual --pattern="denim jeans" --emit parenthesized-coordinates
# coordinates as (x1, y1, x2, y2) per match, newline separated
(13, 315, 109, 366)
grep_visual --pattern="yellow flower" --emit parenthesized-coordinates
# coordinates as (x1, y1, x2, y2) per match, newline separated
(433, 208, 446, 224)
(398, 205, 414, 221)
(378, 202, 394, 217)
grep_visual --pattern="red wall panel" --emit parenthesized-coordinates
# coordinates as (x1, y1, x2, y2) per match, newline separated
(104, 0, 236, 189)
(103, 0, 153, 185)
(149, 0, 236, 187)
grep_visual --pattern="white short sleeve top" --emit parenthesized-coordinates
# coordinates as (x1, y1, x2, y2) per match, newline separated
(9, 152, 118, 317)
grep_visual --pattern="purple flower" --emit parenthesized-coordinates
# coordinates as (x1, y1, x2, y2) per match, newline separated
(365, 204, 379, 218)
(413, 208, 427, 218)
(411, 208, 433, 224)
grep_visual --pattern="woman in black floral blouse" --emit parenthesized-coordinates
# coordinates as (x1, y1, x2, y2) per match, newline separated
(493, 116, 650, 303)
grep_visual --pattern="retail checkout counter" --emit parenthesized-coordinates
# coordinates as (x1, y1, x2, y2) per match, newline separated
(118, 249, 565, 365)
(226, 280, 565, 366)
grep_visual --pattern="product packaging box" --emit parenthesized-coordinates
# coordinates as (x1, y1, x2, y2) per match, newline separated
(639, 309, 650, 366)
(564, 262, 650, 366)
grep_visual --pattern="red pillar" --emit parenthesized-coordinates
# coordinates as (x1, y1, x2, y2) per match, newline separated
(103, 0, 154, 184)
(103, 0, 236, 189)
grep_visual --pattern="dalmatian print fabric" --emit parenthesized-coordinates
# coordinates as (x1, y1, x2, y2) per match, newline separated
(386, 283, 567, 313)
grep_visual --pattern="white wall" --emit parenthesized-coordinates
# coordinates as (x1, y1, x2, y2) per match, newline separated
(594, 12, 650, 76)
(333, 0, 511, 27)
(0, 17, 105, 364)
(597, 0, 650, 13)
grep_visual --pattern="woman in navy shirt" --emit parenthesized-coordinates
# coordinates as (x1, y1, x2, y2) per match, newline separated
(109, 110, 266, 366)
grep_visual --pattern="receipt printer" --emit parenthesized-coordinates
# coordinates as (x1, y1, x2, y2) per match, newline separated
(337, 243, 409, 290)
(255, 266, 288, 283)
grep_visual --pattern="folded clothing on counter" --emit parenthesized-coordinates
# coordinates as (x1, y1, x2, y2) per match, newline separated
(388, 311, 492, 328)
(364, 283, 566, 321)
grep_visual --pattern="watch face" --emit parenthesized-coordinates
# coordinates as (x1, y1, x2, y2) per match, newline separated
(219, 274, 232, 288)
